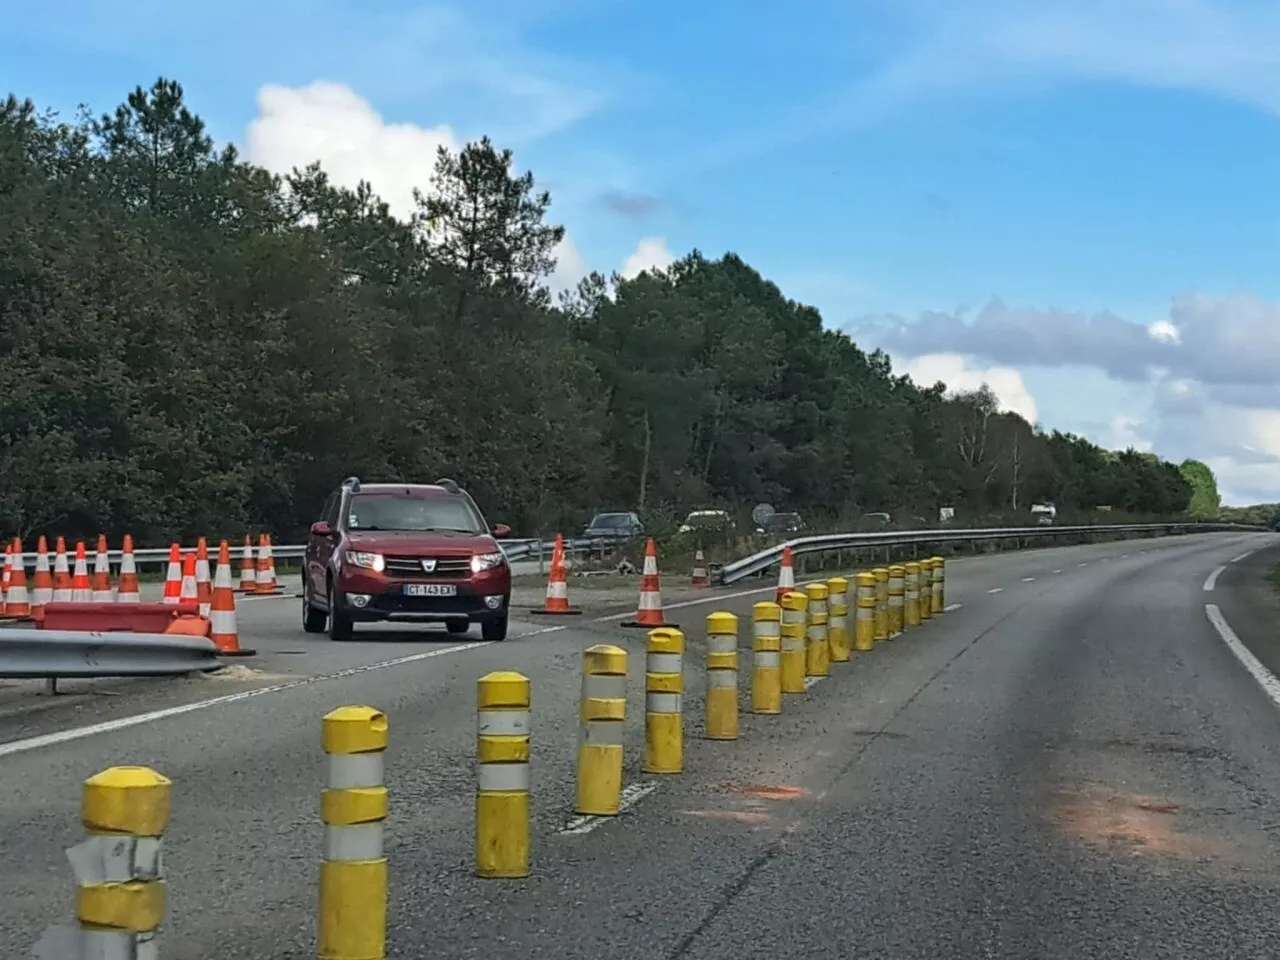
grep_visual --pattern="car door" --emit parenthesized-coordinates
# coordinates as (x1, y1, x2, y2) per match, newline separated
(308, 491, 340, 600)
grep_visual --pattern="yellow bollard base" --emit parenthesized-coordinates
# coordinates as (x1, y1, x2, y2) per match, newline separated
(575, 744, 623, 816)
(643, 711, 684, 773)
(318, 858, 388, 960)
(780, 654, 806, 694)
(704, 687, 739, 740)
(752, 669, 782, 714)
(476, 791, 530, 879)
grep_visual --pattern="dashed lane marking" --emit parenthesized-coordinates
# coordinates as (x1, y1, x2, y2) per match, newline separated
(1203, 566, 1226, 592)
(1231, 550, 1255, 564)
(987, 587, 1003, 594)
(1022, 577, 1036, 582)
(944, 603, 963, 612)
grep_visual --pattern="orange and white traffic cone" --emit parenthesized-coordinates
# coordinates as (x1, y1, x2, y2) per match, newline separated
(52, 536, 72, 602)
(92, 534, 113, 602)
(2, 543, 11, 610)
(117, 534, 140, 603)
(5, 538, 30, 618)
(622, 538, 675, 629)
(71, 542, 92, 603)
(691, 548, 709, 588)
(210, 540, 255, 657)
(775, 544, 795, 604)
(255, 534, 279, 595)
(238, 535, 257, 593)
(179, 552, 198, 607)
(530, 533, 581, 616)
(195, 537, 213, 617)
(31, 536, 53, 618)
(161, 544, 182, 605)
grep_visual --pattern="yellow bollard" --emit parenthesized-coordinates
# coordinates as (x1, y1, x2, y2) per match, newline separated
(476, 671, 531, 878)
(576, 644, 627, 815)
(644, 627, 684, 773)
(887, 564, 905, 637)
(931, 556, 946, 614)
(854, 572, 876, 651)
(919, 558, 934, 621)
(904, 561, 921, 627)
(805, 582, 830, 678)
(320, 705, 389, 960)
(751, 601, 783, 714)
(780, 591, 808, 693)
(65, 766, 171, 959)
(705, 612, 739, 740)
(827, 576, 850, 662)
(872, 567, 889, 641)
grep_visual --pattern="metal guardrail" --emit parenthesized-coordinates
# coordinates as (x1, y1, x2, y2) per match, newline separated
(0, 629, 223, 679)
(716, 522, 1262, 585)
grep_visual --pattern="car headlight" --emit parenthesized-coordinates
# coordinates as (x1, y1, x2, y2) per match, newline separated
(471, 551, 506, 573)
(346, 551, 385, 572)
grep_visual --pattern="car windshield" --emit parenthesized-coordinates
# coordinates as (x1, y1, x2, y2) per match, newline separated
(347, 494, 483, 533)
(590, 514, 631, 528)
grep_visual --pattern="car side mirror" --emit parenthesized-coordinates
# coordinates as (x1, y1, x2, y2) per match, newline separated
(491, 523, 512, 539)
(310, 521, 332, 538)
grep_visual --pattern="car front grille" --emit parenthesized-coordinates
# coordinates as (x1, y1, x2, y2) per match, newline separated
(384, 555, 472, 578)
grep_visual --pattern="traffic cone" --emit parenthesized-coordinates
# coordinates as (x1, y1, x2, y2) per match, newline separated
(117, 534, 140, 603)
(5, 538, 30, 618)
(179, 552, 198, 606)
(71, 542, 92, 603)
(210, 540, 255, 657)
(161, 544, 182, 605)
(530, 533, 581, 616)
(622, 538, 675, 628)
(31, 536, 53, 618)
(691, 548, 709, 588)
(52, 536, 72, 602)
(255, 534, 279, 594)
(238, 535, 257, 592)
(195, 537, 213, 617)
(2, 543, 11, 610)
(775, 544, 795, 604)
(92, 534, 113, 602)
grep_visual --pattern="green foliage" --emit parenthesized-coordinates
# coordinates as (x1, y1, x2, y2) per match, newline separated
(1179, 459, 1222, 518)
(0, 78, 1197, 544)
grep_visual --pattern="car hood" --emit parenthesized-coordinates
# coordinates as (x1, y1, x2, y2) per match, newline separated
(345, 529, 498, 556)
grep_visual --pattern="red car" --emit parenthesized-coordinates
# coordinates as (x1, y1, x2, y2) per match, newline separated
(302, 477, 513, 642)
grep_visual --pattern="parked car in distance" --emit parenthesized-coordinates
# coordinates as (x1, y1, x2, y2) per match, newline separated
(757, 512, 804, 536)
(583, 511, 644, 541)
(302, 476, 512, 642)
(678, 509, 736, 535)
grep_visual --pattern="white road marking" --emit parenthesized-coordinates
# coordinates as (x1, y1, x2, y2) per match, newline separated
(1021, 577, 1035, 582)
(1203, 566, 1226, 592)
(1121, 554, 1130, 559)
(1205, 604, 1280, 707)
(944, 603, 963, 612)
(1232, 550, 1255, 564)
(592, 583, 789, 622)
(804, 675, 825, 690)
(1052, 569, 1062, 574)
(987, 587, 1003, 594)
(0, 625, 569, 759)
(560, 781, 660, 835)
(1078, 563, 1089, 568)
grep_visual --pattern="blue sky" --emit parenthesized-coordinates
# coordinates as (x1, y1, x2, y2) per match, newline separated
(7, 0, 1280, 504)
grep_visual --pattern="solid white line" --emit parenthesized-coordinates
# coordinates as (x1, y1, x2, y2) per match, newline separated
(987, 587, 1003, 594)
(1231, 551, 1255, 564)
(592, 583, 786, 622)
(1204, 604, 1280, 707)
(943, 603, 963, 612)
(1203, 566, 1226, 592)
(0, 625, 568, 759)
(1021, 577, 1035, 583)
(560, 781, 660, 835)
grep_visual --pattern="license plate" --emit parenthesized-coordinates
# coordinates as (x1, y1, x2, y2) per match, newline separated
(403, 584, 457, 597)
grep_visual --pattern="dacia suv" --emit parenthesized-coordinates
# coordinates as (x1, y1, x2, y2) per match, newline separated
(302, 477, 513, 642)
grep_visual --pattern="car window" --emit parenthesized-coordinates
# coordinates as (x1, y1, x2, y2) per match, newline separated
(320, 492, 339, 526)
(592, 514, 630, 528)
(347, 494, 484, 533)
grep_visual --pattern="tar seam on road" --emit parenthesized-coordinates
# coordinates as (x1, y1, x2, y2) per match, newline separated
(1203, 566, 1226, 592)
(1205, 604, 1280, 707)
(0, 626, 569, 759)
(560, 781, 661, 835)
(666, 595, 1035, 959)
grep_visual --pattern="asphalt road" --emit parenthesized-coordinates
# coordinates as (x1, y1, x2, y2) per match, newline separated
(3, 531, 1280, 958)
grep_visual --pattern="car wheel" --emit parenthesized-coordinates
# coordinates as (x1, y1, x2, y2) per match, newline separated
(445, 619, 470, 635)
(302, 589, 328, 634)
(481, 614, 508, 642)
(328, 580, 354, 642)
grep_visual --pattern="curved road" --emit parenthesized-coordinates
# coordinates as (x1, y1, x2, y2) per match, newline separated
(2, 531, 1280, 958)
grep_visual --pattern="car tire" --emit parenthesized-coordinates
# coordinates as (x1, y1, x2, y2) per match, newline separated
(302, 589, 328, 634)
(481, 614, 508, 642)
(328, 580, 354, 642)
(445, 619, 469, 635)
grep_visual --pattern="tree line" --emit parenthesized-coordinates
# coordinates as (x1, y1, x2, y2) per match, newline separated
(0, 78, 1203, 545)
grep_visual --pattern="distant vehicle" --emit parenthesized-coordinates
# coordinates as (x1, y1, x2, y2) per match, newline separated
(1031, 503, 1056, 526)
(583, 511, 644, 541)
(302, 477, 513, 643)
(860, 512, 892, 529)
(757, 512, 804, 536)
(678, 510, 736, 535)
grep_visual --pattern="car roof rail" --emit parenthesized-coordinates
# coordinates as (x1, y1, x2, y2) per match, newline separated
(435, 477, 462, 494)
(341, 476, 361, 492)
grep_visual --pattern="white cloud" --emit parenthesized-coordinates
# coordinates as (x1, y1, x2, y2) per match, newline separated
(619, 237, 676, 280)
(547, 235, 588, 294)
(900, 353, 1039, 423)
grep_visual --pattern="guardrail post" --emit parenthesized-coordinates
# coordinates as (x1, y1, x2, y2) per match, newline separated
(576, 644, 627, 815)
(854, 572, 876, 651)
(887, 564, 905, 637)
(780, 592, 808, 693)
(827, 577, 850, 662)
(705, 613, 738, 740)
(804, 582, 829, 678)
(644, 628, 684, 773)
(319, 705, 389, 960)
(931, 557, 946, 613)
(904, 562, 921, 628)
(751, 601, 782, 714)
(919, 559, 935, 621)
(476, 671, 531, 879)
(872, 567, 889, 642)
